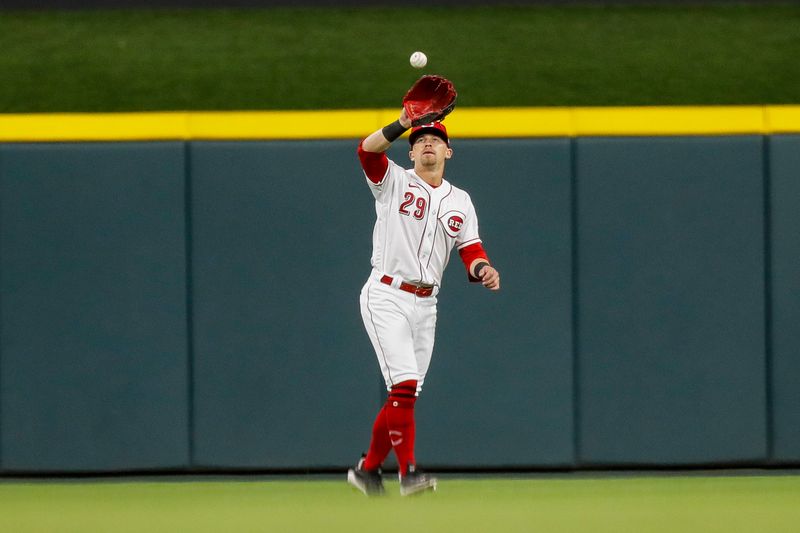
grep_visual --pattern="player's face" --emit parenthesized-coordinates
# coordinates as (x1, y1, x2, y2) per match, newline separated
(409, 134, 452, 166)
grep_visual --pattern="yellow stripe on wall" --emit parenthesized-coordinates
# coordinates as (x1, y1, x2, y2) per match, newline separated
(1, 106, 799, 142)
(0, 112, 190, 142)
(766, 105, 800, 134)
(187, 110, 382, 140)
(571, 106, 767, 136)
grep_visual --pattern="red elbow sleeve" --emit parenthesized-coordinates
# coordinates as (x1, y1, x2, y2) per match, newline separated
(458, 242, 490, 282)
(357, 141, 389, 184)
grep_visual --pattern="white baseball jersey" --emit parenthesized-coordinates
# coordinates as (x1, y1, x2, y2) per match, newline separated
(365, 158, 482, 288)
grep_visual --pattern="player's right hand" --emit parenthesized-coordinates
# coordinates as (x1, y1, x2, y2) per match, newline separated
(479, 265, 500, 291)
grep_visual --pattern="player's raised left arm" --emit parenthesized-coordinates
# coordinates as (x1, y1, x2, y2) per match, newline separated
(362, 109, 412, 153)
(358, 109, 411, 184)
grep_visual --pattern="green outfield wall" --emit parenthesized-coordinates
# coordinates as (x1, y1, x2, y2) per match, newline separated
(0, 143, 190, 471)
(770, 136, 800, 462)
(0, 113, 798, 473)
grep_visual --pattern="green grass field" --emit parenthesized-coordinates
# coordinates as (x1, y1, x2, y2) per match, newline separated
(1, 5, 799, 112)
(1, 474, 799, 532)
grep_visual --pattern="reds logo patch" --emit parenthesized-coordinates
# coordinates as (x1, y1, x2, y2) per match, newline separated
(448, 215, 464, 232)
(440, 210, 466, 238)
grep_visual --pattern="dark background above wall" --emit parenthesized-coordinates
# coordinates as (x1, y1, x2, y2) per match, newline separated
(0, 1, 773, 9)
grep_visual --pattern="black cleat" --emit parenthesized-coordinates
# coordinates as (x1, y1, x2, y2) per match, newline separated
(347, 455, 385, 497)
(399, 464, 437, 496)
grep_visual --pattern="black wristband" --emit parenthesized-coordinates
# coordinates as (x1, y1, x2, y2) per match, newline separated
(381, 120, 409, 143)
(473, 261, 490, 278)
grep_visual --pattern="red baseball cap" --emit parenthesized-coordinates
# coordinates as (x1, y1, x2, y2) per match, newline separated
(409, 121, 449, 146)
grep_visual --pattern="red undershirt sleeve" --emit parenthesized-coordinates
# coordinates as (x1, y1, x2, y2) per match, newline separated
(458, 242, 490, 282)
(357, 141, 389, 184)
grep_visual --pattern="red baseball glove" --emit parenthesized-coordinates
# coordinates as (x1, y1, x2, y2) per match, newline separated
(402, 75, 457, 127)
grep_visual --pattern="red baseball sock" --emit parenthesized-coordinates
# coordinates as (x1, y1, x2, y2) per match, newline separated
(386, 380, 418, 476)
(362, 403, 391, 471)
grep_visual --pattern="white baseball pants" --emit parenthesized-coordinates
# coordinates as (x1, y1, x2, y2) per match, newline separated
(359, 272, 438, 393)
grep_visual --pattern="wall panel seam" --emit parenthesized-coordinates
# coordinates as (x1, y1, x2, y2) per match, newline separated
(762, 135, 774, 462)
(184, 142, 196, 468)
(570, 137, 581, 467)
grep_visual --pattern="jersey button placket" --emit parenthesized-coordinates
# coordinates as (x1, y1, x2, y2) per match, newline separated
(420, 225, 434, 261)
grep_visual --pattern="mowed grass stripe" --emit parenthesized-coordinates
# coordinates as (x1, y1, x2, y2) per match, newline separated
(0, 475, 798, 533)
(0, 5, 799, 113)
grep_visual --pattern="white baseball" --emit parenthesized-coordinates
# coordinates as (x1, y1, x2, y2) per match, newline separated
(410, 51, 427, 69)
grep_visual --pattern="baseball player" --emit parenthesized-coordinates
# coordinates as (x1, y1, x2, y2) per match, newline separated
(347, 108, 500, 497)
